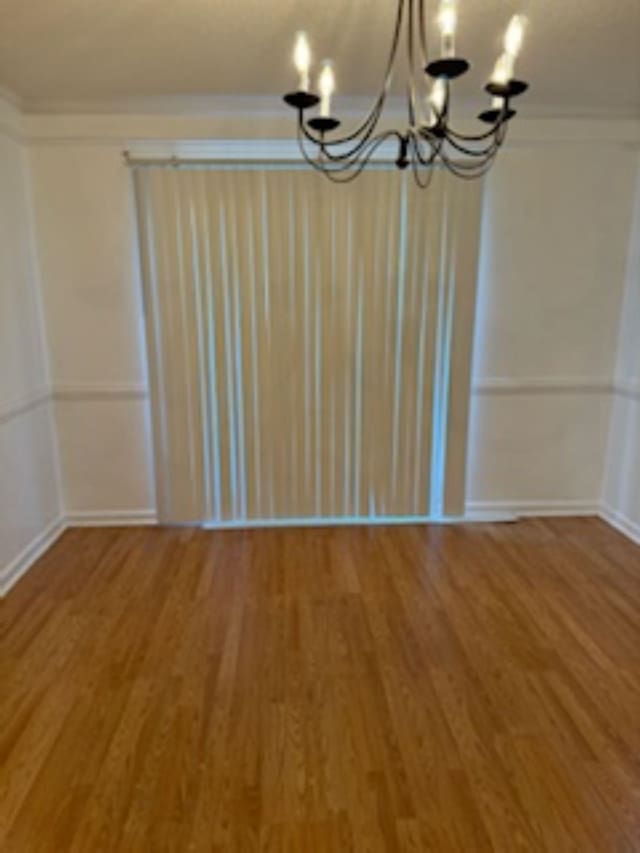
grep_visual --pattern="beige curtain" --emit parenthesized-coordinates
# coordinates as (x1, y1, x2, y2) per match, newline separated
(134, 166, 481, 525)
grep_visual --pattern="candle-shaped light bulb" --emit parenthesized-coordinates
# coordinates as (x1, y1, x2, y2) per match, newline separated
(294, 32, 311, 91)
(504, 15, 526, 58)
(318, 61, 335, 117)
(428, 78, 447, 124)
(438, 0, 457, 57)
(492, 96, 504, 110)
(491, 53, 512, 85)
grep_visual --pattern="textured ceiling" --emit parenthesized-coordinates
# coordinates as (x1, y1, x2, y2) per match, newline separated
(0, 0, 638, 114)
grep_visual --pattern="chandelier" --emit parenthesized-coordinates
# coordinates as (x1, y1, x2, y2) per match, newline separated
(283, 0, 529, 186)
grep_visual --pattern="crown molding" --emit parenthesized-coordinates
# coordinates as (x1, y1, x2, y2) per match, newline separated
(23, 94, 299, 117)
(0, 85, 23, 141)
(0, 84, 22, 109)
(20, 92, 640, 121)
(18, 93, 640, 149)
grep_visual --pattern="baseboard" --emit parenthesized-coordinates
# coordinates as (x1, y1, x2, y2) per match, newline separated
(202, 515, 443, 530)
(3, 502, 636, 598)
(1, 510, 158, 596)
(599, 505, 640, 546)
(464, 507, 519, 523)
(201, 503, 598, 528)
(466, 499, 600, 520)
(0, 517, 66, 597)
(66, 509, 158, 527)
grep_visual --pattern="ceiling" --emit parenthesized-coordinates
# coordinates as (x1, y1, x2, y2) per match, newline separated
(0, 0, 638, 115)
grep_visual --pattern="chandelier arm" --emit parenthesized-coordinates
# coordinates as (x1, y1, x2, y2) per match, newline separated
(298, 99, 388, 161)
(297, 107, 389, 167)
(296, 120, 362, 172)
(407, 84, 417, 129)
(442, 161, 494, 180)
(369, 0, 407, 114)
(442, 149, 496, 170)
(296, 124, 353, 174)
(497, 121, 509, 146)
(297, 121, 403, 177)
(411, 129, 442, 167)
(409, 135, 437, 189)
(411, 158, 430, 189)
(446, 116, 511, 144)
(407, 0, 419, 127)
(417, 127, 444, 163)
(417, 126, 442, 148)
(314, 131, 407, 184)
(442, 131, 502, 160)
(417, 0, 429, 67)
(305, 87, 388, 151)
(440, 150, 498, 179)
(299, 0, 407, 153)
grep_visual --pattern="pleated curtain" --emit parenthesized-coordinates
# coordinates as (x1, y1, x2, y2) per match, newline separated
(134, 166, 482, 525)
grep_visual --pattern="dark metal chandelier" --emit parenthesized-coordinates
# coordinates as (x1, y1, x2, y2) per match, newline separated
(283, 0, 529, 186)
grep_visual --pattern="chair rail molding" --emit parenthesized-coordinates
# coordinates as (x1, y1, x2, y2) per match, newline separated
(471, 377, 613, 395)
(613, 379, 640, 402)
(53, 383, 149, 402)
(49, 377, 619, 403)
(0, 387, 51, 425)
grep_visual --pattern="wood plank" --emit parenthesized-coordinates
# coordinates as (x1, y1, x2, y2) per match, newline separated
(1, 519, 639, 850)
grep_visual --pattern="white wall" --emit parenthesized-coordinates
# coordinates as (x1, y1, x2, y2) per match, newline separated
(27, 142, 155, 520)
(467, 143, 637, 514)
(603, 153, 640, 541)
(22, 109, 640, 526)
(0, 95, 62, 594)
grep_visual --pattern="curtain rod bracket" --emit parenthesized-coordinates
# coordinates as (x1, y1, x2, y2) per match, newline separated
(124, 149, 182, 168)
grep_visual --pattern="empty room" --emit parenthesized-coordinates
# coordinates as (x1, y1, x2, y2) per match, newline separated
(1, 1, 640, 850)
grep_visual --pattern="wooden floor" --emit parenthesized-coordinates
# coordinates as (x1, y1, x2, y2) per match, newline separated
(1, 519, 640, 851)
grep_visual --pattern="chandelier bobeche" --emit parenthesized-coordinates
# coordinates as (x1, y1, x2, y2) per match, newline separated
(283, 0, 529, 186)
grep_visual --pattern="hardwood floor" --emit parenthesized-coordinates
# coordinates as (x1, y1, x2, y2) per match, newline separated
(1, 519, 640, 851)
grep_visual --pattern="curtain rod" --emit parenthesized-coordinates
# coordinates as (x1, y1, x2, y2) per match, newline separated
(121, 149, 399, 167)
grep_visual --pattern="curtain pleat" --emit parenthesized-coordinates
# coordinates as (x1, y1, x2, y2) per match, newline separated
(134, 166, 482, 524)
